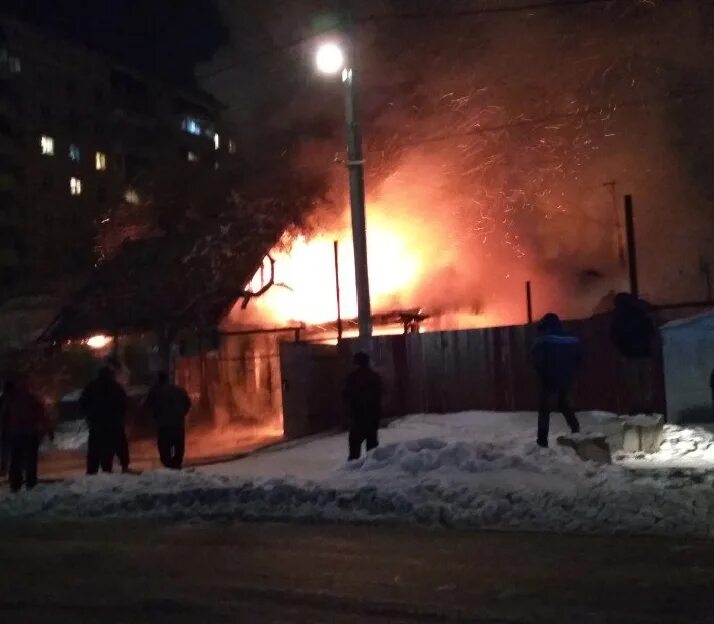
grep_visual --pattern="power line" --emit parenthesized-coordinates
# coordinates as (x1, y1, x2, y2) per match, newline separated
(198, 0, 617, 81)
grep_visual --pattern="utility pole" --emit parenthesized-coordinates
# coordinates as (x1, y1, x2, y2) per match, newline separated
(333, 240, 343, 341)
(603, 181, 626, 267)
(624, 194, 639, 297)
(342, 1, 372, 340)
(525, 281, 533, 324)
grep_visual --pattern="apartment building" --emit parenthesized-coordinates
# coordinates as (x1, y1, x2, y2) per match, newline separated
(0, 16, 236, 296)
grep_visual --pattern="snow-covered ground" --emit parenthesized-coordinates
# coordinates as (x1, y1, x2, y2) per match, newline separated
(5, 411, 714, 537)
(44, 419, 89, 452)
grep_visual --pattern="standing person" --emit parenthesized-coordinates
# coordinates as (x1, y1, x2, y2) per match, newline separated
(533, 313, 582, 448)
(610, 292, 656, 414)
(144, 372, 191, 469)
(80, 366, 129, 474)
(343, 352, 383, 461)
(4, 376, 52, 492)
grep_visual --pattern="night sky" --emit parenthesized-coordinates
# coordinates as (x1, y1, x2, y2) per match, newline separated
(0, 0, 228, 84)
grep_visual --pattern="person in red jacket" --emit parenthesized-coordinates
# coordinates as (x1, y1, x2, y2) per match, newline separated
(2, 375, 52, 492)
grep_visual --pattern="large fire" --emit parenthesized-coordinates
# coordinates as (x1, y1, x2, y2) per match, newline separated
(247, 207, 424, 326)
(241, 154, 508, 330)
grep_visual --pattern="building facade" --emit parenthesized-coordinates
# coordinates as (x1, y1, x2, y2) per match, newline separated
(0, 16, 236, 297)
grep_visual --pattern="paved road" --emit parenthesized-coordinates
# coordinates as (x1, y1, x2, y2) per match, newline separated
(1, 522, 713, 623)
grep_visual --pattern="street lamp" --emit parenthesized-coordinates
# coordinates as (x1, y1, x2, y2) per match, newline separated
(315, 42, 345, 76)
(315, 40, 373, 340)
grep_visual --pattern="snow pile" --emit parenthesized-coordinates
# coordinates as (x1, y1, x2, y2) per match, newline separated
(617, 423, 714, 468)
(2, 411, 714, 536)
(45, 419, 89, 452)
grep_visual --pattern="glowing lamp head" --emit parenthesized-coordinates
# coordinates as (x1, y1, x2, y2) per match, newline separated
(86, 334, 112, 350)
(315, 42, 345, 75)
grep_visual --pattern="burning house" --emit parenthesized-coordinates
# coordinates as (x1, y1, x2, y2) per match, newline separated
(39, 216, 292, 450)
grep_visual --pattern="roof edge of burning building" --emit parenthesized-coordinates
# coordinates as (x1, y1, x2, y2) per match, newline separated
(39, 222, 282, 344)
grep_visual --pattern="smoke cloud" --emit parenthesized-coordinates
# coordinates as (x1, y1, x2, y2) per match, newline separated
(202, 0, 714, 326)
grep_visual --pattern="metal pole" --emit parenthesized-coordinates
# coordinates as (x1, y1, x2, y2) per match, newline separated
(604, 181, 626, 267)
(343, 3, 372, 340)
(624, 194, 639, 297)
(525, 281, 533, 324)
(334, 239, 343, 341)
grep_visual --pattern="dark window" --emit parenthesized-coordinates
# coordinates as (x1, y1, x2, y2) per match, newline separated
(41, 174, 53, 191)
(97, 186, 107, 203)
(67, 112, 80, 133)
(40, 104, 51, 119)
(94, 87, 105, 105)
(125, 154, 151, 180)
(67, 78, 77, 96)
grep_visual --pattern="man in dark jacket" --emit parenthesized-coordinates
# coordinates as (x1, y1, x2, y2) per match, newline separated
(144, 372, 191, 469)
(80, 366, 129, 474)
(3, 376, 51, 492)
(611, 292, 655, 359)
(343, 352, 383, 461)
(611, 292, 656, 414)
(533, 313, 582, 447)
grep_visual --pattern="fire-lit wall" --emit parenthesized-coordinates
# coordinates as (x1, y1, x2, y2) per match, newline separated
(175, 331, 285, 431)
(279, 315, 666, 439)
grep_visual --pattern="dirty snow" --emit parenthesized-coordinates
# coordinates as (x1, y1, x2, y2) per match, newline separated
(3, 411, 714, 537)
(44, 419, 89, 452)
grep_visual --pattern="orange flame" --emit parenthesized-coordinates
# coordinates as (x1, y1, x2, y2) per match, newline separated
(246, 205, 425, 325)
(237, 152, 526, 330)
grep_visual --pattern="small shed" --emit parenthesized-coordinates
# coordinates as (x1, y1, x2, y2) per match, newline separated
(661, 311, 714, 423)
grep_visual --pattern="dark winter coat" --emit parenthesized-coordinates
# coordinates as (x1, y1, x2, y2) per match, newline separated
(145, 383, 191, 428)
(80, 371, 127, 433)
(610, 293, 655, 359)
(343, 367, 383, 426)
(533, 332, 583, 391)
(2, 388, 49, 438)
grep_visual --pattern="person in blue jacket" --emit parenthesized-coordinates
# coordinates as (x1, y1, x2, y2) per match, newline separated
(533, 313, 582, 447)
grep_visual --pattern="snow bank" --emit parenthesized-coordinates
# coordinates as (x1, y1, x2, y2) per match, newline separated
(4, 411, 714, 537)
(44, 419, 89, 452)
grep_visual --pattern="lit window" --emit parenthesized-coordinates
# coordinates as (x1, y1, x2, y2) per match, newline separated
(124, 188, 140, 205)
(8, 56, 20, 74)
(186, 151, 199, 162)
(181, 117, 202, 136)
(40, 135, 54, 156)
(228, 139, 237, 154)
(95, 151, 107, 171)
(214, 132, 220, 151)
(70, 177, 82, 196)
(69, 144, 80, 162)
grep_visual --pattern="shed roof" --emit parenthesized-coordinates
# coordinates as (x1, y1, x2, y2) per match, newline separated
(661, 309, 714, 332)
(40, 220, 279, 342)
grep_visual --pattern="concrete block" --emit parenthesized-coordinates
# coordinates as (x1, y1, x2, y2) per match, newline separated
(598, 420, 625, 452)
(557, 433, 612, 464)
(622, 414, 664, 454)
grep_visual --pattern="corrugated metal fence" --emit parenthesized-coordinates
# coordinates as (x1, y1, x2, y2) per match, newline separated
(334, 313, 666, 419)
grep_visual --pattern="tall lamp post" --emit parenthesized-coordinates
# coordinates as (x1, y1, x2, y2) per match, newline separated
(316, 38, 372, 340)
